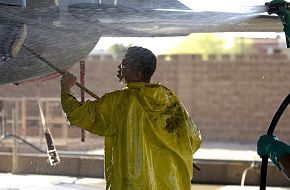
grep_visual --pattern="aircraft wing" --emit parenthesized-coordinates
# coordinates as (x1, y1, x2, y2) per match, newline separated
(0, 0, 282, 85)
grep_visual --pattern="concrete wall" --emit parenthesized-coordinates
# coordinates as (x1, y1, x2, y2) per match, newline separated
(1, 53, 290, 143)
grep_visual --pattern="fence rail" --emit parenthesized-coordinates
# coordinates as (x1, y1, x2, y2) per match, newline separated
(0, 97, 69, 146)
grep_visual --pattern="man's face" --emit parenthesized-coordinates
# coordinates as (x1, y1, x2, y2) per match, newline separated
(117, 53, 145, 83)
(117, 55, 133, 83)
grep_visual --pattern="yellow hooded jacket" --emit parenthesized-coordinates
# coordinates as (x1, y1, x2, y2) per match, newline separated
(61, 82, 202, 190)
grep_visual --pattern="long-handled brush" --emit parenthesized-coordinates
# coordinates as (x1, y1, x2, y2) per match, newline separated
(22, 44, 99, 99)
(37, 98, 60, 165)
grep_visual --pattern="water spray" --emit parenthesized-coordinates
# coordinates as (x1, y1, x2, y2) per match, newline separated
(265, 0, 290, 48)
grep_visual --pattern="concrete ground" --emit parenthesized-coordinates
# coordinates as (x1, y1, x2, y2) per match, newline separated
(0, 173, 289, 190)
(87, 141, 260, 161)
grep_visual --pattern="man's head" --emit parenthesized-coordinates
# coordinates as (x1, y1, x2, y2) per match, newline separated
(117, 46, 156, 83)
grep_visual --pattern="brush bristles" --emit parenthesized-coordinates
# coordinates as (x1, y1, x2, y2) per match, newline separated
(47, 149, 60, 165)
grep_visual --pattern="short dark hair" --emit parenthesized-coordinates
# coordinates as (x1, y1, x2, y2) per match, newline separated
(125, 46, 156, 81)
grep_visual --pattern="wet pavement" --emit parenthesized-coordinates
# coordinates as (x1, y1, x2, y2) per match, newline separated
(0, 173, 289, 190)
(88, 141, 260, 161)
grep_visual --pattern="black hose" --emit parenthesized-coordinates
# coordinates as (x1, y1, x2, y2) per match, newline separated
(0, 133, 46, 153)
(260, 93, 290, 190)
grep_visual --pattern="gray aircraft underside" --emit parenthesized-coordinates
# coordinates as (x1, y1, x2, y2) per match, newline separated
(0, 0, 282, 85)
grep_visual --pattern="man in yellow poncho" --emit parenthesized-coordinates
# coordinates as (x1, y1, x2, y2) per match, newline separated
(61, 46, 202, 190)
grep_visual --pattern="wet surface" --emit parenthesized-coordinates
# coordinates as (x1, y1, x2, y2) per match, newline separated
(0, 173, 105, 190)
(0, 173, 288, 190)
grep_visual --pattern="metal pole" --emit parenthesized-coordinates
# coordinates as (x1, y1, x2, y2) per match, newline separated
(2, 111, 6, 138)
(60, 100, 68, 146)
(12, 108, 19, 174)
(21, 98, 26, 137)
(0, 100, 3, 137)
(0, 110, 2, 137)
(39, 101, 44, 145)
(80, 60, 86, 142)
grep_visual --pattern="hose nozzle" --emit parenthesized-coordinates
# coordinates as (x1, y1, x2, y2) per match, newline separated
(265, 1, 290, 15)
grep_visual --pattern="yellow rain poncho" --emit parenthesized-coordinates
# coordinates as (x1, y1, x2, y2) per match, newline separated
(61, 82, 202, 190)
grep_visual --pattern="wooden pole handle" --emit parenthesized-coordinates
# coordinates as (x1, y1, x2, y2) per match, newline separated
(23, 44, 99, 99)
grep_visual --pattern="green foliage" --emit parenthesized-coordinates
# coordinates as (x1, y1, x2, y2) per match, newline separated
(167, 33, 254, 55)
(107, 43, 132, 55)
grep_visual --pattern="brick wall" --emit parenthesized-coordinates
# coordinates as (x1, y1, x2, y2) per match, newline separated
(1, 53, 290, 144)
(155, 53, 290, 143)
